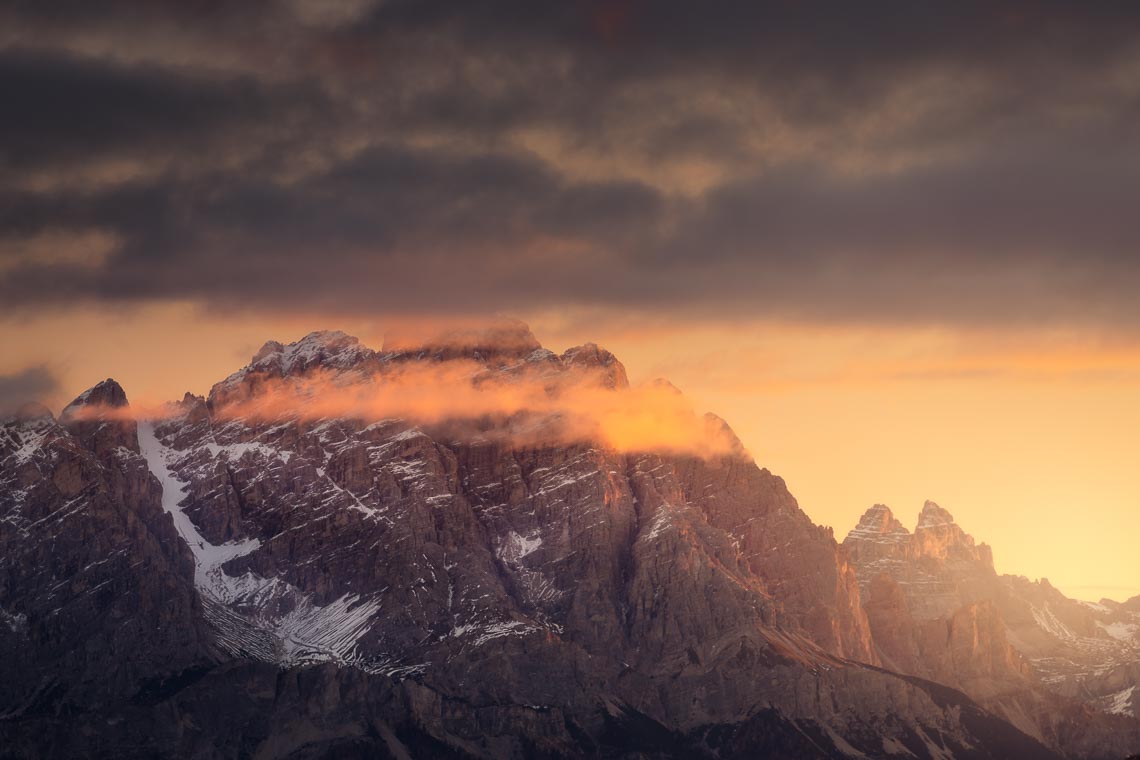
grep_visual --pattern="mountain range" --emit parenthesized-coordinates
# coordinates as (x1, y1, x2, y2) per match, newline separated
(1, 323, 1137, 759)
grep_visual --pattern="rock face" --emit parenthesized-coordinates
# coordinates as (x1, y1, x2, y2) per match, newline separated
(844, 502, 1140, 757)
(0, 326, 1125, 758)
(0, 386, 209, 735)
(59, 378, 141, 456)
(844, 501, 997, 620)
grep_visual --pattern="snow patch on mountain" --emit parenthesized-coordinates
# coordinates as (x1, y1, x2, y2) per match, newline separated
(1097, 619, 1140, 643)
(140, 420, 383, 671)
(1079, 600, 1111, 613)
(498, 530, 542, 562)
(254, 330, 370, 374)
(1030, 604, 1078, 642)
(138, 421, 261, 598)
(1106, 685, 1136, 716)
(449, 619, 542, 647)
(273, 592, 383, 667)
(205, 441, 294, 464)
(1, 414, 55, 468)
(0, 605, 28, 635)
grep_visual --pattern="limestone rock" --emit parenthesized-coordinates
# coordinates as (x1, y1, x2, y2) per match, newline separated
(0, 327, 1120, 758)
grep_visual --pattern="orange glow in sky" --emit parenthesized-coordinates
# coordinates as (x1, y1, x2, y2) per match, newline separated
(5, 302, 1139, 603)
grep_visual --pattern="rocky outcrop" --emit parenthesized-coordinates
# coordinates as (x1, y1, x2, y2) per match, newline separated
(59, 378, 140, 457)
(844, 501, 997, 620)
(678, 456, 876, 663)
(863, 573, 1030, 696)
(914, 500, 994, 567)
(560, 342, 630, 388)
(0, 386, 209, 727)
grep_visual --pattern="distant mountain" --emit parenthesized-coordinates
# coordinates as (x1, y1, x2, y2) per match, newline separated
(0, 323, 1132, 758)
(844, 502, 1140, 756)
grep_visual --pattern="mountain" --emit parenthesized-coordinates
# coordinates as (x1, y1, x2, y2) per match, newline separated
(844, 502, 1140, 756)
(0, 324, 1131, 758)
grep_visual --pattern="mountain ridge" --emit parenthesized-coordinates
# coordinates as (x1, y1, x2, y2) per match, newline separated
(0, 325, 1135, 758)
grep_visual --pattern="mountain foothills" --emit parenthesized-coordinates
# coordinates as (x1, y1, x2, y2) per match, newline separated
(1, 324, 1138, 759)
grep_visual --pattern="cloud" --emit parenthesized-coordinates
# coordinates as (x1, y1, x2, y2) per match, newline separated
(0, 46, 329, 181)
(0, 366, 61, 415)
(2, 2, 1140, 328)
(67, 356, 742, 457)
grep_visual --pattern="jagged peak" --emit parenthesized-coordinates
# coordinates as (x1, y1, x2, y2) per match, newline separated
(560, 341, 607, 362)
(703, 412, 746, 456)
(251, 330, 365, 371)
(252, 340, 284, 363)
(523, 347, 558, 363)
(236, 330, 369, 378)
(916, 500, 956, 530)
(844, 503, 910, 543)
(61, 378, 129, 420)
(208, 331, 375, 409)
(560, 342, 629, 389)
(58, 378, 139, 454)
(166, 392, 210, 425)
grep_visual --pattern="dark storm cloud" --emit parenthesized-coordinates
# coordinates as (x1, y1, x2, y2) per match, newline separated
(2, 1, 1140, 325)
(0, 45, 336, 181)
(0, 143, 666, 307)
(0, 48, 258, 169)
(0, 366, 60, 414)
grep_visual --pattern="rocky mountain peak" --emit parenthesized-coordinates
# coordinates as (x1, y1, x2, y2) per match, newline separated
(209, 331, 376, 409)
(842, 504, 914, 568)
(911, 500, 989, 565)
(60, 378, 128, 420)
(847, 504, 911, 542)
(702, 412, 747, 457)
(916, 499, 957, 529)
(2, 328, 1134, 759)
(559, 342, 629, 388)
(250, 340, 284, 363)
(843, 500, 998, 612)
(250, 330, 369, 374)
(59, 378, 138, 455)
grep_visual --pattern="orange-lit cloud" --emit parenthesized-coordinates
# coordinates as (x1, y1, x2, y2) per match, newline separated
(71, 357, 741, 458)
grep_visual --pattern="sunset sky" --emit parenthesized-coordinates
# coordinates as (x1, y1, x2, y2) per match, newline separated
(3, 2, 1140, 602)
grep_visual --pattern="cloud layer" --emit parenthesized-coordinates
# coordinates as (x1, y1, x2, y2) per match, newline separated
(66, 357, 742, 457)
(4, 2, 1140, 326)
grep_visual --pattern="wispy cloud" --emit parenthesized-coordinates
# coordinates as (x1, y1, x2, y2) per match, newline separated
(69, 357, 742, 457)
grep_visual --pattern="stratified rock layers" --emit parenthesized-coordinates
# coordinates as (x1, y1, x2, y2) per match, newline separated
(0, 325, 1126, 758)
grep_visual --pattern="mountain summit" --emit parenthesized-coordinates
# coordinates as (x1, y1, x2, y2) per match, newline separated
(0, 327, 1135, 758)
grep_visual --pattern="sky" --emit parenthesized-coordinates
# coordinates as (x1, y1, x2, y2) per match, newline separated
(2, 1, 1140, 602)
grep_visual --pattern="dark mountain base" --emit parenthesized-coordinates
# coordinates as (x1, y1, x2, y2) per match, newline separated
(0, 659, 1064, 760)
